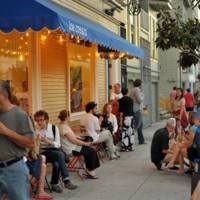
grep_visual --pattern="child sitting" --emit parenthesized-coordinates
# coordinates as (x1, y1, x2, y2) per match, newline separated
(27, 135, 53, 200)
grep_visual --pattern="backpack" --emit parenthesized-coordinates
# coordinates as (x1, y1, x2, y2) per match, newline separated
(101, 116, 114, 134)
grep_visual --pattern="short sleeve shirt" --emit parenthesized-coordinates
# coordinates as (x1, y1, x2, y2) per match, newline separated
(151, 128, 169, 164)
(0, 106, 34, 161)
(81, 113, 100, 142)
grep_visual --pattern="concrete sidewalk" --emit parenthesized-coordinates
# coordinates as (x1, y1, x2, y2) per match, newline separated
(54, 122, 191, 200)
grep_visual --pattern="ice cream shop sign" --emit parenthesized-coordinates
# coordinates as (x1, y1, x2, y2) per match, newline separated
(69, 21, 88, 37)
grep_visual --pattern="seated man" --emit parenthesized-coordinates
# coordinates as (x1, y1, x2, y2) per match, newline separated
(34, 110, 77, 193)
(81, 102, 119, 160)
(151, 118, 176, 170)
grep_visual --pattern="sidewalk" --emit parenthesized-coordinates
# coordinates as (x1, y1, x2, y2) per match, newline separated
(54, 122, 191, 200)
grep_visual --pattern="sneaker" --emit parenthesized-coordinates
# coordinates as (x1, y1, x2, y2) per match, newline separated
(51, 184, 63, 193)
(114, 151, 120, 158)
(110, 153, 118, 160)
(64, 180, 78, 190)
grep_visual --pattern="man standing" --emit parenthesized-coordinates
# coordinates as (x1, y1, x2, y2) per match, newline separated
(184, 88, 195, 112)
(129, 79, 145, 145)
(151, 118, 176, 170)
(0, 81, 34, 200)
(110, 83, 123, 101)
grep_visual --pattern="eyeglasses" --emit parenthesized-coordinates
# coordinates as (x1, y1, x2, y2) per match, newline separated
(35, 118, 45, 122)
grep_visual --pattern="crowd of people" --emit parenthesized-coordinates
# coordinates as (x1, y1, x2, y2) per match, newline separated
(0, 79, 147, 200)
(151, 86, 200, 176)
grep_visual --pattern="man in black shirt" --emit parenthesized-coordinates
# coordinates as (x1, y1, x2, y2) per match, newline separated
(118, 88, 135, 151)
(151, 118, 176, 170)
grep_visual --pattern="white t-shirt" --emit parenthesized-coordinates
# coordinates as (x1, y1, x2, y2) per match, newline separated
(36, 123, 61, 149)
(80, 113, 100, 142)
(58, 123, 81, 155)
(110, 92, 123, 101)
(108, 114, 118, 133)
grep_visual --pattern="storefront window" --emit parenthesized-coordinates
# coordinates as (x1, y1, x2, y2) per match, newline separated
(68, 42, 93, 113)
(0, 31, 32, 113)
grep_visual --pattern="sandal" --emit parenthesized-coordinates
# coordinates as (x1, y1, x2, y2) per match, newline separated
(83, 173, 99, 179)
(36, 193, 54, 200)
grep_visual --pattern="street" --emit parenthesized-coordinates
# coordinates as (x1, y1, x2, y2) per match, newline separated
(54, 122, 191, 200)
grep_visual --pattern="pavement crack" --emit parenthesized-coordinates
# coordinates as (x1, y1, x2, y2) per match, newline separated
(127, 170, 156, 200)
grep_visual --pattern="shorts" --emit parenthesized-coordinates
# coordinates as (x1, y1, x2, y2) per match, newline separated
(186, 107, 194, 112)
(26, 157, 42, 180)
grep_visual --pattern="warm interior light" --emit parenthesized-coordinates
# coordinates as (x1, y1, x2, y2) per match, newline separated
(119, 53, 125, 58)
(5, 39, 8, 43)
(40, 35, 47, 41)
(12, 51, 17, 55)
(26, 32, 29, 37)
(109, 53, 114, 59)
(19, 55, 24, 61)
(25, 42, 28, 45)
(20, 37, 24, 41)
(59, 35, 64, 44)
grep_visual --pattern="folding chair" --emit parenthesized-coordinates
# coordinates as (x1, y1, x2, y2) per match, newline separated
(67, 155, 87, 181)
(93, 143, 109, 163)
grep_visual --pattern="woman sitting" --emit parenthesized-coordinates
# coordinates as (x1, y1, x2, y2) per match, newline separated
(101, 103, 118, 144)
(166, 112, 196, 173)
(58, 110, 100, 179)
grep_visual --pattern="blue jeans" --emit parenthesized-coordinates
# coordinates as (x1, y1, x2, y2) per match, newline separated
(134, 110, 145, 144)
(0, 160, 30, 200)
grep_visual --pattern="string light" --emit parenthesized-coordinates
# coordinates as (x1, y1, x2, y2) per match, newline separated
(59, 35, 64, 44)
(40, 35, 47, 41)
(19, 55, 24, 61)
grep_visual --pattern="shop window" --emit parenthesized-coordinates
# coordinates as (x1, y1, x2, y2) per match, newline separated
(68, 43, 94, 113)
(0, 31, 32, 113)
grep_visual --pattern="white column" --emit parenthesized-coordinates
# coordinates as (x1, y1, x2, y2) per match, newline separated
(110, 59, 121, 86)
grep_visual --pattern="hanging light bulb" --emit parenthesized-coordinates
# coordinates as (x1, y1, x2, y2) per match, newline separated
(19, 54, 24, 62)
(40, 35, 47, 42)
(59, 35, 64, 44)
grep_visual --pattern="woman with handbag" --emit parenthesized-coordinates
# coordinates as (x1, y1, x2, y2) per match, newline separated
(172, 88, 188, 129)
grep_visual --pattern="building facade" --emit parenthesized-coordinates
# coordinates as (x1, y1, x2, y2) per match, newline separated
(0, 0, 144, 125)
(158, 0, 200, 111)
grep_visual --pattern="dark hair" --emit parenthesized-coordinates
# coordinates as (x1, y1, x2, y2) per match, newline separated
(189, 111, 196, 125)
(187, 88, 191, 93)
(134, 79, 142, 87)
(85, 102, 97, 113)
(0, 80, 12, 102)
(58, 110, 70, 121)
(176, 88, 184, 100)
(173, 86, 177, 90)
(122, 88, 128, 96)
(34, 110, 49, 121)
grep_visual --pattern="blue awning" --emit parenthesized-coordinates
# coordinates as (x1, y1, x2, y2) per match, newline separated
(0, 0, 144, 58)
